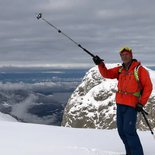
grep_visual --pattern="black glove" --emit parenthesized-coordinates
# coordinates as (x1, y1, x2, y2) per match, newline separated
(135, 103, 143, 112)
(93, 55, 103, 65)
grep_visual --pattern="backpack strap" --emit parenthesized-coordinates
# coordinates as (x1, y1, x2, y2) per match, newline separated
(134, 64, 142, 97)
(118, 64, 141, 81)
(118, 66, 123, 74)
(134, 64, 141, 81)
(117, 64, 142, 98)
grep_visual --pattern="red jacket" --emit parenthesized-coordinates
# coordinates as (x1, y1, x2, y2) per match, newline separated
(98, 60, 153, 108)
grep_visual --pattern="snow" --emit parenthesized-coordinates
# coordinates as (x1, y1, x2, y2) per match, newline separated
(0, 112, 17, 122)
(0, 112, 154, 155)
(146, 67, 155, 95)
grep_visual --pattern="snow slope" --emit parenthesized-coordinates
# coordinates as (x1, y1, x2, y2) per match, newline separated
(0, 112, 17, 122)
(0, 117, 155, 155)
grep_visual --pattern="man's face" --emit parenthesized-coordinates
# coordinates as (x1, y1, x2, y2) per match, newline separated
(120, 51, 132, 64)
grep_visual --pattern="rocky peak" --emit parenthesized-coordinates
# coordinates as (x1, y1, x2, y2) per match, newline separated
(62, 65, 155, 130)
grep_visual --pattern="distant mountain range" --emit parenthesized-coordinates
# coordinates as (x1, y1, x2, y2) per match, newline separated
(62, 65, 155, 130)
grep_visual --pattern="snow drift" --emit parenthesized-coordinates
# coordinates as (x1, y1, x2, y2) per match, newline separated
(0, 112, 154, 155)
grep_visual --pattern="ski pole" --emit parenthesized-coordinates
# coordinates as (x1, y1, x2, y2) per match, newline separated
(141, 110, 155, 138)
(36, 13, 95, 58)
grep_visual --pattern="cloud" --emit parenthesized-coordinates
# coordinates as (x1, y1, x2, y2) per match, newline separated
(0, 0, 155, 67)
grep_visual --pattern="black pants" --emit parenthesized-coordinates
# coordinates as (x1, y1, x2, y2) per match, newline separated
(117, 104, 144, 155)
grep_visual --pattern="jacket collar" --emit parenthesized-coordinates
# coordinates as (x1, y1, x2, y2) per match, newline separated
(122, 59, 141, 71)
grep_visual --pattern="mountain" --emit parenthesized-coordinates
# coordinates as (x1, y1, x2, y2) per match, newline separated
(62, 64, 155, 130)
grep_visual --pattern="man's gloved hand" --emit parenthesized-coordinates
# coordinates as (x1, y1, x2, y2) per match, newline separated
(93, 55, 103, 65)
(135, 103, 143, 112)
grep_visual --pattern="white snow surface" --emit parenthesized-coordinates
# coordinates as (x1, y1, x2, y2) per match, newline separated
(0, 112, 155, 155)
(0, 112, 17, 122)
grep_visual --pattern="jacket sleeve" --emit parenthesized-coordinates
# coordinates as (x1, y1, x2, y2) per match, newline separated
(139, 67, 153, 105)
(98, 62, 120, 79)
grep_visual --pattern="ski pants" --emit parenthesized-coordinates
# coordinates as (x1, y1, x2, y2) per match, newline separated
(116, 104, 144, 155)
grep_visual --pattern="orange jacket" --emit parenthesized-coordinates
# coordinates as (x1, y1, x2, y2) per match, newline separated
(98, 60, 153, 108)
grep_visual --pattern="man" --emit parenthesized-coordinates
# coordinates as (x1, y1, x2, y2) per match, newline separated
(93, 47, 153, 155)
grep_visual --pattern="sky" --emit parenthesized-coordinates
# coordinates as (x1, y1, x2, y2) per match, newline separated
(0, 0, 155, 68)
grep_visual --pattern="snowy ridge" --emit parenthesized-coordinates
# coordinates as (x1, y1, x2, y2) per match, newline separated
(0, 120, 154, 155)
(0, 112, 17, 122)
(62, 64, 155, 129)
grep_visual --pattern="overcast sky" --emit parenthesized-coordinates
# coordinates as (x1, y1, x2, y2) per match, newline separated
(0, 0, 155, 68)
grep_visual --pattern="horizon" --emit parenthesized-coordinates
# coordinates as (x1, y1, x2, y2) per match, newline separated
(0, 63, 154, 70)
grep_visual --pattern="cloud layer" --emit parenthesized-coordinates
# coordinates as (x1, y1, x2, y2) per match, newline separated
(0, 0, 155, 67)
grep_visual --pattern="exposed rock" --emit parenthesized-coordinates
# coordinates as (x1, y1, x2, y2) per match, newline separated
(62, 66, 155, 131)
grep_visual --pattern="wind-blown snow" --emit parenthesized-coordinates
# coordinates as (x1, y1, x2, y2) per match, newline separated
(0, 112, 155, 155)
